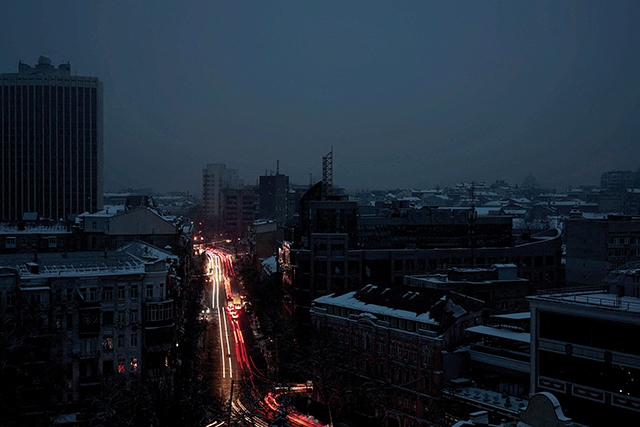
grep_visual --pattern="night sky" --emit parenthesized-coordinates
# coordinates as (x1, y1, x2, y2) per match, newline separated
(2, 1, 640, 194)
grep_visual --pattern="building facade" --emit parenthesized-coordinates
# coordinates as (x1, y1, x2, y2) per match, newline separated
(202, 164, 241, 222)
(0, 56, 103, 221)
(258, 172, 289, 226)
(565, 216, 640, 287)
(311, 285, 483, 426)
(528, 288, 640, 426)
(282, 198, 563, 315)
(0, 247, 177, 423)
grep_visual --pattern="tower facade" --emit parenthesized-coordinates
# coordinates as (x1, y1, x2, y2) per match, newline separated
(258, 172, 289, 226)
(0, 56, 103, 221)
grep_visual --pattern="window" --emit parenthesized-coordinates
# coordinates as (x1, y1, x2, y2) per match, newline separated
(66, 288, 73, 302)
(103, 311, 114, 325)
(118, 310, 125, 324)
(131, 333, 138, 347)
(146, 305, 173, 322)
(131, 358, 138, 372)
(102, 337, 114, 351)
(5, 237, 16, 248)
(66, 313, 73, 329)
(131, 310, 138, 323)
(103, 287, 113, 300)
(89, 287, 98, 301)
(7, 291, 14, 306)
(130, 285, 138, 300)
(117, 286, 125, 300)
(146, 285, 153, 299)
(118, 335, 124, 348)
(30, 292, 41, 305)
(118, 359, 125, 373)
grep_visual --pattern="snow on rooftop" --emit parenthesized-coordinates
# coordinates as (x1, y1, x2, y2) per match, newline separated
(0, 223, 71, 234)
(314, 291, 439, 325)
(261, 256, 277, 274)
(466, 325, 530, 343)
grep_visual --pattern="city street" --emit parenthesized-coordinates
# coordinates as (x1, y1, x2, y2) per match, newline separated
(202, 248, 324, 427)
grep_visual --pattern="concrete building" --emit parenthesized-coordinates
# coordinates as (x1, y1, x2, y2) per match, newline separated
(0, 244, 177, 423)
(601, 169, 639, 194)
(404, 264, 530, 314)
(222, 187, 256, 237)
(258, 172, 289, 226)
(565, 216, 640, 286)
(0, 219, 73, 253)
(202, 163, 255, 237)
(202, 163, 242, 223)
(311, 284, 484, 426)
(528, 287, 640, 426)
(282, 194, 563, 316)
(0, 56, 103, 221)
(76, 206, 192, 253)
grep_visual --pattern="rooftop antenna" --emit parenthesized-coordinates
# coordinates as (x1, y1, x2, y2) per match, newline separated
(276, 160, 280, 175)
(322, 146, 333, 200)
(470, 181, 476, 267)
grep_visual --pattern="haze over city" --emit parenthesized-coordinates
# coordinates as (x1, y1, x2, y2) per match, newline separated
(2, 1, 640, 194)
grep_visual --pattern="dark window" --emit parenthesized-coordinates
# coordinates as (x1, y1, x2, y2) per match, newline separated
(103, 311, 114, 325)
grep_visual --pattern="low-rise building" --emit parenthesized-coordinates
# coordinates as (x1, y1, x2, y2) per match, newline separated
(404, 264, 530, 314)
(528, 285, 640, 426)
(310, 284, 483, 426)
(0, 243, 178, 423)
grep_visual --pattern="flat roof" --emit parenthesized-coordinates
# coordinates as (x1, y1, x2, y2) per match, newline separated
(531, 292, 640, 314)
(491, 312, 530, 320)
(466, 325, 530, 343)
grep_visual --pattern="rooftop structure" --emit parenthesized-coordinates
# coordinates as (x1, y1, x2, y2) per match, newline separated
(528, 286, 640, 426)
(311, 284, 484, 425)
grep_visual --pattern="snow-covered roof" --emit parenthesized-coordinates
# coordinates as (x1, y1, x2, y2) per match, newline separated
(314, 285, 483, 327)
(315, 291, 440, 325)
(0, 223, 71, 234)
(491, 312, 530, 320)
(466, 325, 530, 343)
(261, 256, 277, 274)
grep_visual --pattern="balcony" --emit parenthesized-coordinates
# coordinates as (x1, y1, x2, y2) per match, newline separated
(469, 344, 530, 373)
(79, 351, 100, 359)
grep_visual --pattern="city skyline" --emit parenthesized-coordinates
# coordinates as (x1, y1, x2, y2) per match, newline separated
(2, 2, 640, 196)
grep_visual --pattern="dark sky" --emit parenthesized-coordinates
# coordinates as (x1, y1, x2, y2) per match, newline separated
(3, 1, 640, 194)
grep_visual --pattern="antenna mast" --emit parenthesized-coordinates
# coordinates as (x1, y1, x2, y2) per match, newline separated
(322, 147, 333, 200)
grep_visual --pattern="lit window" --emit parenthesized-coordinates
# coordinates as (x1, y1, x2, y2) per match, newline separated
(131, 358, 138, 372)
(118, 359, 125, 373)
(103, 337, 114, 351)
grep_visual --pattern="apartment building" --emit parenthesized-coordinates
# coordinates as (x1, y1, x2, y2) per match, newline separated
(0, 244, 177, 423)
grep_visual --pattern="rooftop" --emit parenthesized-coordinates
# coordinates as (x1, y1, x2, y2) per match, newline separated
(531, 290, 640, 314)
(313, 284, 483, 327)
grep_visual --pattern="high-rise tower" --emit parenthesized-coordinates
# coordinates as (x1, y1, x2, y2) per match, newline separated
(0, 56, 103, 220)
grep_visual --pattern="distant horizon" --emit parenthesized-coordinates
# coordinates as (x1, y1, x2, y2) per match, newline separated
(3, 2, 640, 199)
(104, 166, 621, 198)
